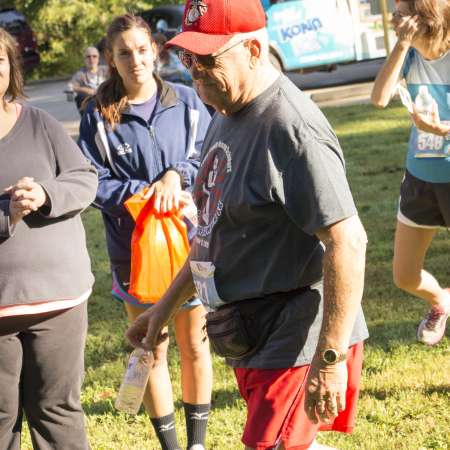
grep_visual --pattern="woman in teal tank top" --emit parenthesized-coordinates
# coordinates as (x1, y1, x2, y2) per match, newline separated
(371, 0, 450, 346)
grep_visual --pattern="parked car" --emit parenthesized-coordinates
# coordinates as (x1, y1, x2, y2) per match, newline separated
(0, 8, 40, 72)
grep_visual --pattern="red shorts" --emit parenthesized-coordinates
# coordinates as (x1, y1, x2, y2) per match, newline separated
(234, 342, 364, 450)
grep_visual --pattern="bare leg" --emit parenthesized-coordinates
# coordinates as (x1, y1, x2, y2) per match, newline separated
(393, 221, 449, 306)
(124, 303, 174, 417)
(174, 305, 212, 405)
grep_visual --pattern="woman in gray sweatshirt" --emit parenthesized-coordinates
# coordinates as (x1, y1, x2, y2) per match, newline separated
(0, 28, 98, 449)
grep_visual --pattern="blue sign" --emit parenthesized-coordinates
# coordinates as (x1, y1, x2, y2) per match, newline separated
(265, 0, 356, 70)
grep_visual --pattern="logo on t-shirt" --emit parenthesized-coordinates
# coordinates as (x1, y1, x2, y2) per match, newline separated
(116, 143, 132, 156)
(194, 141, 232, 244)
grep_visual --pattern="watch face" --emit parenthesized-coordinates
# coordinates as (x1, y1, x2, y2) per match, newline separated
(323, 349, 338, 364)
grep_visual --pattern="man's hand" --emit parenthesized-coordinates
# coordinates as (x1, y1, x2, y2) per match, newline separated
(5, 177, 48, 225)
(125, 301, 172, 350)
(305, 360, 348, 424)
(126, 261, 197, 351)
(411, 103, 450, 136)
(142, 170, 182, 213)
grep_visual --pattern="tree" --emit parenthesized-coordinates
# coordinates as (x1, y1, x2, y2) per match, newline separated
(12, 0, 183, 77)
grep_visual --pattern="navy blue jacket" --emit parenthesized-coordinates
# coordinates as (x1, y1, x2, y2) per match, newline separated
(78, 78, 211, 273)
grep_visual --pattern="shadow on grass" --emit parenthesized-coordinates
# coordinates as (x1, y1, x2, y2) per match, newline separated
(211, 388, 242, 409)
(84, 388, 245, 418)
(361, 384, 450, 401)
(174, 388, 241, 411)
(365, 319, 421, 351)
(83, 398, 117, 416)
(424, 384, 450, 395)
(361, 165, 403, 177)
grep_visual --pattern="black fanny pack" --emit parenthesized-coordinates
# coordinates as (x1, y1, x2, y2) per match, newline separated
(205, 286, 310, 360)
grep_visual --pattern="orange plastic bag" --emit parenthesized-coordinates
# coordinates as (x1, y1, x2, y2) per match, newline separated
(124, 191, 190, 303)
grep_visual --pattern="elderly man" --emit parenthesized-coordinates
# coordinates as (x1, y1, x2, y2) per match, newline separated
(126, 1, 369, 449)
(70, 46, 107, 114)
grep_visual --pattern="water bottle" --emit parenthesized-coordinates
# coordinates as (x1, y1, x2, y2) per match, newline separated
(414, 85, 434, 117)
(115, 348, 153, 414)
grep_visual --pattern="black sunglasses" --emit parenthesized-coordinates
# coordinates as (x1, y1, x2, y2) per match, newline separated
(177, 39, 247, 70)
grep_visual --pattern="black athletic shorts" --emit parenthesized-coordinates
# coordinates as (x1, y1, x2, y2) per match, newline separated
(398, 169, 450, 228)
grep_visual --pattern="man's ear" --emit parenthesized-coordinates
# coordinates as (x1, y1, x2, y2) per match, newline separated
(248, 38, 262, 58)
(248, 39, 262, 68)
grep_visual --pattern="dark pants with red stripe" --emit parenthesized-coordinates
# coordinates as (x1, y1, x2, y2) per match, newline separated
(0, 302, 89, 450)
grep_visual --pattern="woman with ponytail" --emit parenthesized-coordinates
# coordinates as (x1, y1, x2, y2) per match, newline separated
(371, 0, 450, 345)
(78, 14, 212, 450)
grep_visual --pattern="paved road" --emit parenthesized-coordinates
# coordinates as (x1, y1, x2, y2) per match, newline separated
(25, 80, 80, 138)
(25, 59, 382, 137)
(288, 58, 384, 90)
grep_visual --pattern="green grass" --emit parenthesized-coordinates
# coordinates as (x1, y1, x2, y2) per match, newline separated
(22, 101, 450, 449)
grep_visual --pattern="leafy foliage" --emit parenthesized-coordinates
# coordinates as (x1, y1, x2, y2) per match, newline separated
(11, 0, 183, 77)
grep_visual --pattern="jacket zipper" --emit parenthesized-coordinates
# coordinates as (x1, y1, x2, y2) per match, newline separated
(148, 125, 163, 174)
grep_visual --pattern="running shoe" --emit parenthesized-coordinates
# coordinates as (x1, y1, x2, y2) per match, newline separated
(417, 297, 450, 346)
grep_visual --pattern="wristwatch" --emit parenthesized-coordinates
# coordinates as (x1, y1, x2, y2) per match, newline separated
(320, 348, 347, 365)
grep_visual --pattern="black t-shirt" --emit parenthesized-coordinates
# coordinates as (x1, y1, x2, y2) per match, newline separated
(190, 75, 368, 368)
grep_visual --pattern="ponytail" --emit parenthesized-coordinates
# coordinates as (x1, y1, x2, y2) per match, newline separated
(95, 68, 128, 129)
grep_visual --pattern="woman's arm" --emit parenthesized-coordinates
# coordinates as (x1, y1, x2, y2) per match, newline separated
(71, 70, 95, 96)
(35, 113, 98, 219)
(371, 15, 419, 108)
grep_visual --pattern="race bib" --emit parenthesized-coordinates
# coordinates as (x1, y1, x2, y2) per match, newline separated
(414, 121, 450, 158)
(190, 261, 225, 311)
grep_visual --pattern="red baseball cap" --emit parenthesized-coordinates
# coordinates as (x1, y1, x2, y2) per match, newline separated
(166, 0, 266, 55)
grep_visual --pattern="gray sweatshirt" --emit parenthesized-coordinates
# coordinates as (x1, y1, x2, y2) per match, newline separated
(0, 105, 98, 306)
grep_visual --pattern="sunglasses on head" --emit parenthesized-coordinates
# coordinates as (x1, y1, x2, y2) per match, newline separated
(177, 39, 247, 70)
